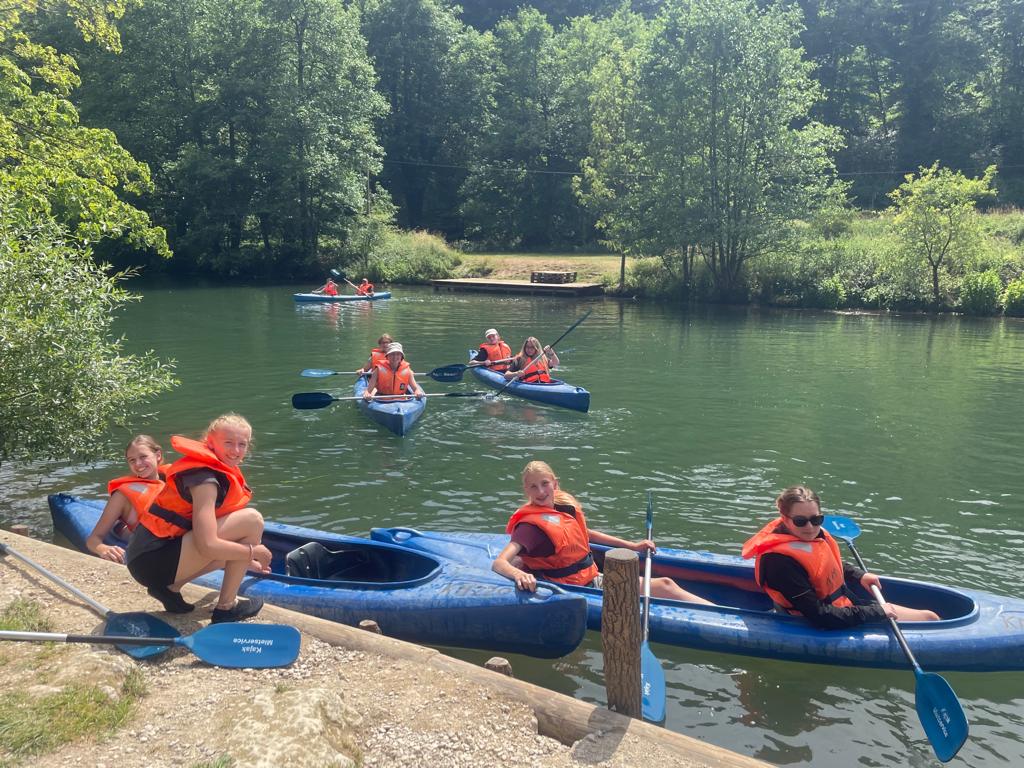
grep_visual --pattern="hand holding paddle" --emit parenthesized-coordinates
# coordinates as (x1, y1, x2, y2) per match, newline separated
(823, 515, 968, 762)
(293, 391, 490, 409)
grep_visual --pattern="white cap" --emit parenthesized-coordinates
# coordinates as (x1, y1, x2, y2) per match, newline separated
(485, 328, 499, 337)
(385, 342, 404, 356)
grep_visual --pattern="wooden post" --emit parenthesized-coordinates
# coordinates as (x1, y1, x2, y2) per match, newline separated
(358, 619, 382, 634)
(602, 547, 642, 719)
(484, 657, 514, 677)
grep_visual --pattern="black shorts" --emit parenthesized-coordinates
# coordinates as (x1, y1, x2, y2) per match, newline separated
(126, 535, 183, 589)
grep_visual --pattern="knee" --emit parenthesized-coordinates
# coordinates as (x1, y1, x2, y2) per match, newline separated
(235, 507, 264, 533)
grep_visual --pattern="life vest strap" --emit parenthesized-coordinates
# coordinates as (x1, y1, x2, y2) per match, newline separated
(147, 504, 194, 533)
(536, 552, 594, 579)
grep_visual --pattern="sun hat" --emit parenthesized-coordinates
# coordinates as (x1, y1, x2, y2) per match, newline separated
(385, 342, 404, 356)
(485, 328, 499, 337)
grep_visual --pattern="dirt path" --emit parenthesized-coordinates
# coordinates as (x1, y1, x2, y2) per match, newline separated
(0, 532, 767, 768)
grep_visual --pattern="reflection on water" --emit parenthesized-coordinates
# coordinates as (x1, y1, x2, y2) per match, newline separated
(2, 286, 1023, 766)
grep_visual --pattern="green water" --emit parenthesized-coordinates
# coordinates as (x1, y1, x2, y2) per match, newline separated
(2, 284, 1022, 766)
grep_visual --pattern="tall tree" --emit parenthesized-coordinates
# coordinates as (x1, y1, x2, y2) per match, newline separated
(361, 0, 491, 235)
(579, 0, 843, 298)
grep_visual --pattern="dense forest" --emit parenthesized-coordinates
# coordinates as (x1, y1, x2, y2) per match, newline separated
(7, 0, 1024, 311)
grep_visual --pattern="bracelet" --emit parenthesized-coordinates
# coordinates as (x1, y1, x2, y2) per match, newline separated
(248, 543, 254, 561)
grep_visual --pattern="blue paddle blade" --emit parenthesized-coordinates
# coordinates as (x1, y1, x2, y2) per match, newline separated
(915, 670, 969, 762)
(301, 369, 340, 377)
(641, 641, 666, 723)
(180, 623, 301, 669)
(822, 515, 861, 542)
(106, 612, 179, 660)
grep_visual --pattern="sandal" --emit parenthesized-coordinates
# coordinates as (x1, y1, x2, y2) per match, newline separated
(211, 596, 264, 624)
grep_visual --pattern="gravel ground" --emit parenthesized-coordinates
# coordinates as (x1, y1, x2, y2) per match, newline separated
(0, 532, 758, 768)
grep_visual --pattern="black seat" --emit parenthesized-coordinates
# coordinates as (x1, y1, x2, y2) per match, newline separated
(285, 541, 370, 581)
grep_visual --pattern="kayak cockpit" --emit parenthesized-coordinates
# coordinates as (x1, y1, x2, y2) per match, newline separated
(267, 537, 442, 588)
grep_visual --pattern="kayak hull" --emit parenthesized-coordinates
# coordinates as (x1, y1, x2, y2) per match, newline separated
(293, 292, 392, 303)
(48, 494, 587, 659)
(370, 527, 1024, 672)
(468, 353, 590, 412)
(354, 375, 425, 436)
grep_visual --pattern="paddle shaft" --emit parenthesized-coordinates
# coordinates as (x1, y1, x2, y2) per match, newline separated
(0, 630, 174, 647)
(1, 541, 109, 618)
(844, 539, 924, 671)
(643, 495, 653, 641)
(492, 309, 591, 398)
(301, 369, 424, 377)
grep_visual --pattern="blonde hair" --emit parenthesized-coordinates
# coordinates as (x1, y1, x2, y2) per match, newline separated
(202, 413, 253, 443)
(377, 333, 393, 348)
(775, 485, 821, 516)
(125, 434, 161, 456)
(521, 460, 579, 509)
(518, 336, 543, 357)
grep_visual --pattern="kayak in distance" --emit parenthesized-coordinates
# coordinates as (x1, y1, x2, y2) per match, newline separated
(354, 374, 426, 436)
(48, 494, 588, 659)
(467, 352, 590, 413)
(369, 527, 1024, 672)
(293, 291, 392, 303)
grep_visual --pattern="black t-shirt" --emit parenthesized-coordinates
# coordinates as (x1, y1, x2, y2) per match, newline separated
(125, 468, 223, 561)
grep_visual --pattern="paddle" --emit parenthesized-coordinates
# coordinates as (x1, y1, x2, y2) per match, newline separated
(0, 622, 301, 669)
(292, 391, 489, 409)
(427, 358, 511, 384)
(331, 269, 370, 295)
(490, 309, 592, 399)
(823, 515, 968, 762)
(0, 541, 178, 659)
(640, 492, 667, 724)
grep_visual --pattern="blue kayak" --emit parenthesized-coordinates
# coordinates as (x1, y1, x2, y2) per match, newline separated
(293, 291, 392, 303)
(370, 527, 1024, 672)
(468, 352, 590, 412)
(354, 374, 425, 436)
(48, 494, 587, 659)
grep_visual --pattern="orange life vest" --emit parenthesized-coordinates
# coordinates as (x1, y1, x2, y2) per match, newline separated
(136, 436, 252, 539)
(480, 341, 512, 372)
(357, 281, 374, 295)
(517, 354, 552, 383)
(105, 467, 170, 529)
(505, 500, 600, 586)
(374, 359, 415, 396)
(369, 347, 388, 368)
(741, 518, 853, 614)
(323, 282, 338, 296)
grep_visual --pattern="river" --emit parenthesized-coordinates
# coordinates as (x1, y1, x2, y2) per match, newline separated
(2, 283, 1022, 766)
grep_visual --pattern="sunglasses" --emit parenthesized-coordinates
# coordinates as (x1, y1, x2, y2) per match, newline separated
(788, 514, 825, 528)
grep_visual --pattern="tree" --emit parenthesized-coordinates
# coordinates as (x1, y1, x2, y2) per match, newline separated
(887, 162, 997, 306)
(0, 2, 176, 462)
(578, 0, 843, 299)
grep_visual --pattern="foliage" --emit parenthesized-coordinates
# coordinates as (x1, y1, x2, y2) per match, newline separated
(0, 599, 52, 632)
(0, 0, 169, 260)
(0, 195, 177, 463)
(0, 674, 143, 758)
(958, 269, 1003, 315)
(577, 0, 844, 301)
(887, 163, 997, 307)
(1003, 278, 1024, 316)
(364, 229, 461, 284)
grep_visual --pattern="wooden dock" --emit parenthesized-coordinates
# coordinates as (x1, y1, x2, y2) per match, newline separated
(431, 278, 604, 297)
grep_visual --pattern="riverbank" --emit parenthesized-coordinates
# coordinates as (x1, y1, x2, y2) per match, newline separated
(0, 531, 769, 768)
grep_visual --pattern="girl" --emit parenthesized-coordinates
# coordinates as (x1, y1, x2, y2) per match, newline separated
(86, 435, 166, 564)
(492, 461, 713, 604)
(356, 333, 393, 376)
(363, 342, 425, 401)
(742, 485, 940, 628)
(125, 413, 271, 620)
(472, 328, 512, 372)
(504, 337, 559, 383)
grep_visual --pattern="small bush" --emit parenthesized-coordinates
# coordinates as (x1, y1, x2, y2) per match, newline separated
(959, 270, 1003, 315)
(365, 229, 461, 284)
(1003, 278, 1024, 316)
(811, 275, 847, 309)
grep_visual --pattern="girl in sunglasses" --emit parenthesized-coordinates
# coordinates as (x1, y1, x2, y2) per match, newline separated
(742, 485, 939, 628)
